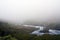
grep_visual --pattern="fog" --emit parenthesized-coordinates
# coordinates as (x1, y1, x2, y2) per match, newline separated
(0, 0, 60, 24)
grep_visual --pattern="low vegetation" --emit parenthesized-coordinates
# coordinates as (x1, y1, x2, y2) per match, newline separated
(0, 21, 60, 40)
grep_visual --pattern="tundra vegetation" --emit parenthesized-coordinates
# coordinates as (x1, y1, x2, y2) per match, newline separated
(0, 21, 60, 40)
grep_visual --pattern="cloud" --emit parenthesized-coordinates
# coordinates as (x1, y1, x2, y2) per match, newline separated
(0, 0, 60, 24)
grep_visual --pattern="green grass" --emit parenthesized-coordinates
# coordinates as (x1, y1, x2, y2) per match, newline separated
(0, 21, 60, 40)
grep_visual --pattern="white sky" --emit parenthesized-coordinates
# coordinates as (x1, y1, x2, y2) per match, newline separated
(0, 0, 60, 24)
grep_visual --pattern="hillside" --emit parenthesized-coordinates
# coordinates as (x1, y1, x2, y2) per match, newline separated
(0, 21, 60, 40)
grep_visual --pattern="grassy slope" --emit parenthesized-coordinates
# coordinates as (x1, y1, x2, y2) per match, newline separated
(0, 21, 60, 40)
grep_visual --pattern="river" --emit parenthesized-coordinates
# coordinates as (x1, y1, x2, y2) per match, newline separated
(31, 26, 60, 36)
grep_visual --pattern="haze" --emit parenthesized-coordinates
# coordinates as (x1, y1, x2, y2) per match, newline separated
(0, 0, 60, 24)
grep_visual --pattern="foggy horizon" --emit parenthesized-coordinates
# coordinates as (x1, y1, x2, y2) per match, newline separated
(0, 0, 60, 24)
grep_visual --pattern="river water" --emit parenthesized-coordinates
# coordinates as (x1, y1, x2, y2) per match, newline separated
(31, 26, 60, 36)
